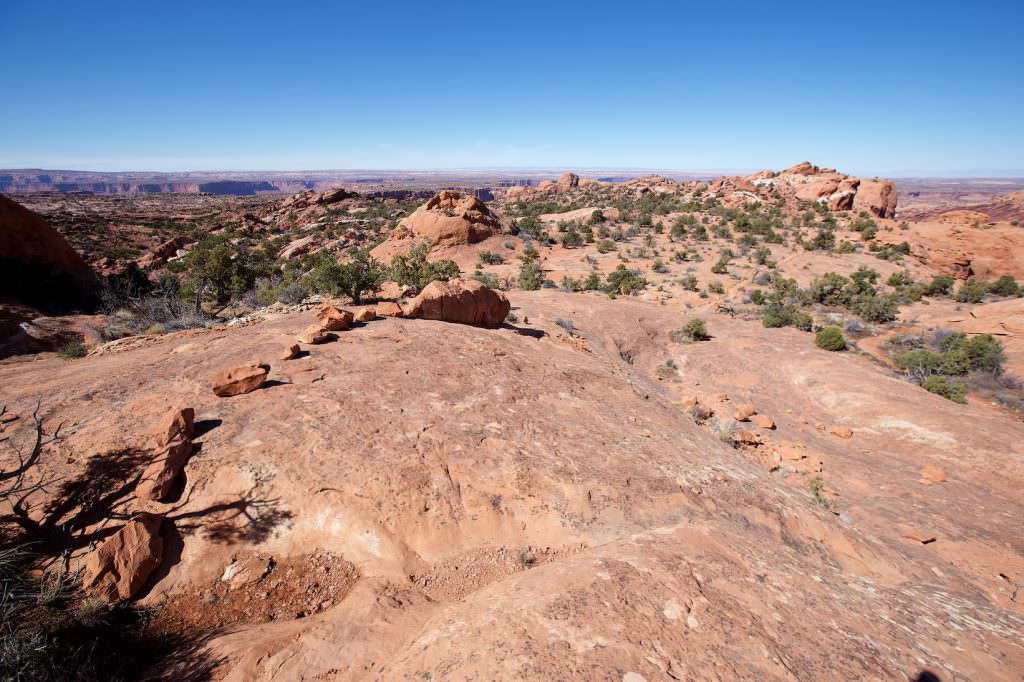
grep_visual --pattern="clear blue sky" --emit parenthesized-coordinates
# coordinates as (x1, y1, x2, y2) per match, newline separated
(2, 1, 1021, 175)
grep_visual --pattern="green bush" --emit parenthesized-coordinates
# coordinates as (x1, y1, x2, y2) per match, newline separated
(990, 275, 1020, 297)
(672, 318, 709, 343)
(955, 278, 989, 303)
(303, 249, 383, 304)
(604, 265, 647, 296)
(762, 304, 812, 331)
(815, 326, 846, 351)
(924, 275, 955, 296)
(388, 242, 460, 291)
(59, 340, 87, 359)
(921, 375, 966, 403)
(477, 250, 504, 265)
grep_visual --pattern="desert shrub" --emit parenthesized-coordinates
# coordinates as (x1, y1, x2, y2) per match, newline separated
(924, 275, 955, 296)
(388, 242, 460, 291)
(848, 292, 899, 323)
(941, 332, 1006, 375)
(990, 275, 1021, 297)
(672, 318, 708, 343)
(887, 271, 914, 287)
(596, 239, 616, 254)
(477, 251, 504, 265)
(170, 235, 273, 313)
(58, 340, 87, 359)
(807, 272, 849, 306)
(516, 216, 544, 240)
(815, 326, 846, 351)
(560, 227, 584, 248)
(707, 281, 725, 295)
(304, 249, 383, 303)
(555, 318, 575, 333)
(710, 250, 732, 274)
(749, 289, 765, 305)
(921, 375, 967, 403)
(955, 278, 989, 303)
(804, 228, 836, 251)
(604, 265, 647, 296)
(763, 303, 812, 331)
(651, 259, 668, 273)
(472, 270, 502, 289)
(679, 274, 699, 291)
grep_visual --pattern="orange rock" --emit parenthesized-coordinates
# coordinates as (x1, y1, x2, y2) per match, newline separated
(212, 363, 269, 397)
(298, 325, 332, 344)
(154, 406, 194, 447)
(316, 305, 354, 332)
(403, 279, 510, 328)
(136, 439, 193, 501)
(752, 414, 775, 429)
(82, 513, 164, 601)
(733, 429, 763, 445)
(920, 466, 947, 485)
(831, 426, 853, 439)
(376, 301, 404, 317)
(733, 404, 756, 421)
(355, 308, 377, 323)
(281, 343, 302, 360)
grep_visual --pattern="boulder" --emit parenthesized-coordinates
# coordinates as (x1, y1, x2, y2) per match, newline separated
(370, 191, 502, 261)
(212, 363, 269, 397)
(752, 414, 775, 429)
(137, 236, 191, 269)
(221, 555, 273, 589)
(82, 513, 164, 601)
(852, 179, 897, 218)
(557, 172, 580, 192)
(733, 404, 756, 421)
(298, 325, 333, 344)
(316, 305, 354, 331)
(354, 308, 377, 323)
(281, 343, 302, 360)
(135, 439, 193, 501)
(376, 301, 404, 318)
(403, 279, 510, 328)
(279, 236, 318, 261)
(154, 407, 195, 447)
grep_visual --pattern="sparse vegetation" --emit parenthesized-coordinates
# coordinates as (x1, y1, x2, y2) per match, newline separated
(815, 326, 846, 351)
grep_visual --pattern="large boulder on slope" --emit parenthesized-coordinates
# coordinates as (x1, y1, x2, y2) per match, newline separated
(0, 194, 98, 309)
(852, 179, 898, 218)
(370, 191, 502, 261)
(403, 279, 510, 328)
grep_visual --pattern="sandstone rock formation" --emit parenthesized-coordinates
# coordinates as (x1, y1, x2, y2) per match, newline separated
(212, 364, 269, 397)
(370, 191, 502, 261)
(136, 439, 193, 501)
(726, 162, 897, 217)
(0, 194, 99, 309)
(315, 305, 354, 331)
(375, 301, 403, 317)
(154, 406, 195, 447)
(82, 513, 164, 601)
(403, 279, 510, 328)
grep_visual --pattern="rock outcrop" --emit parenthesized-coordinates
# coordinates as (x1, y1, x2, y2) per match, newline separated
(0, 194, 99, 309)
(403, 279, 510, 328)
(727, 162, 897, 218)
(82, 513, 164, 601)
(370, 191, 502, 261)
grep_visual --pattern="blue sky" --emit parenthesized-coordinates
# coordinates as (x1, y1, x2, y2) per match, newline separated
(2, 1, 1022, 175)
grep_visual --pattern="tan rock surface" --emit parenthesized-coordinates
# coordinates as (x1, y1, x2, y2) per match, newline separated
(3, 291, 1023, 678)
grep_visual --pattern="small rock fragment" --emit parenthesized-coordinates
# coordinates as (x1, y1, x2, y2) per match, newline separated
(919, 466, 946, 485)
(281, 343, 302, 360)
(752, 414, 775, 429)
(831, 426, 853, 439)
